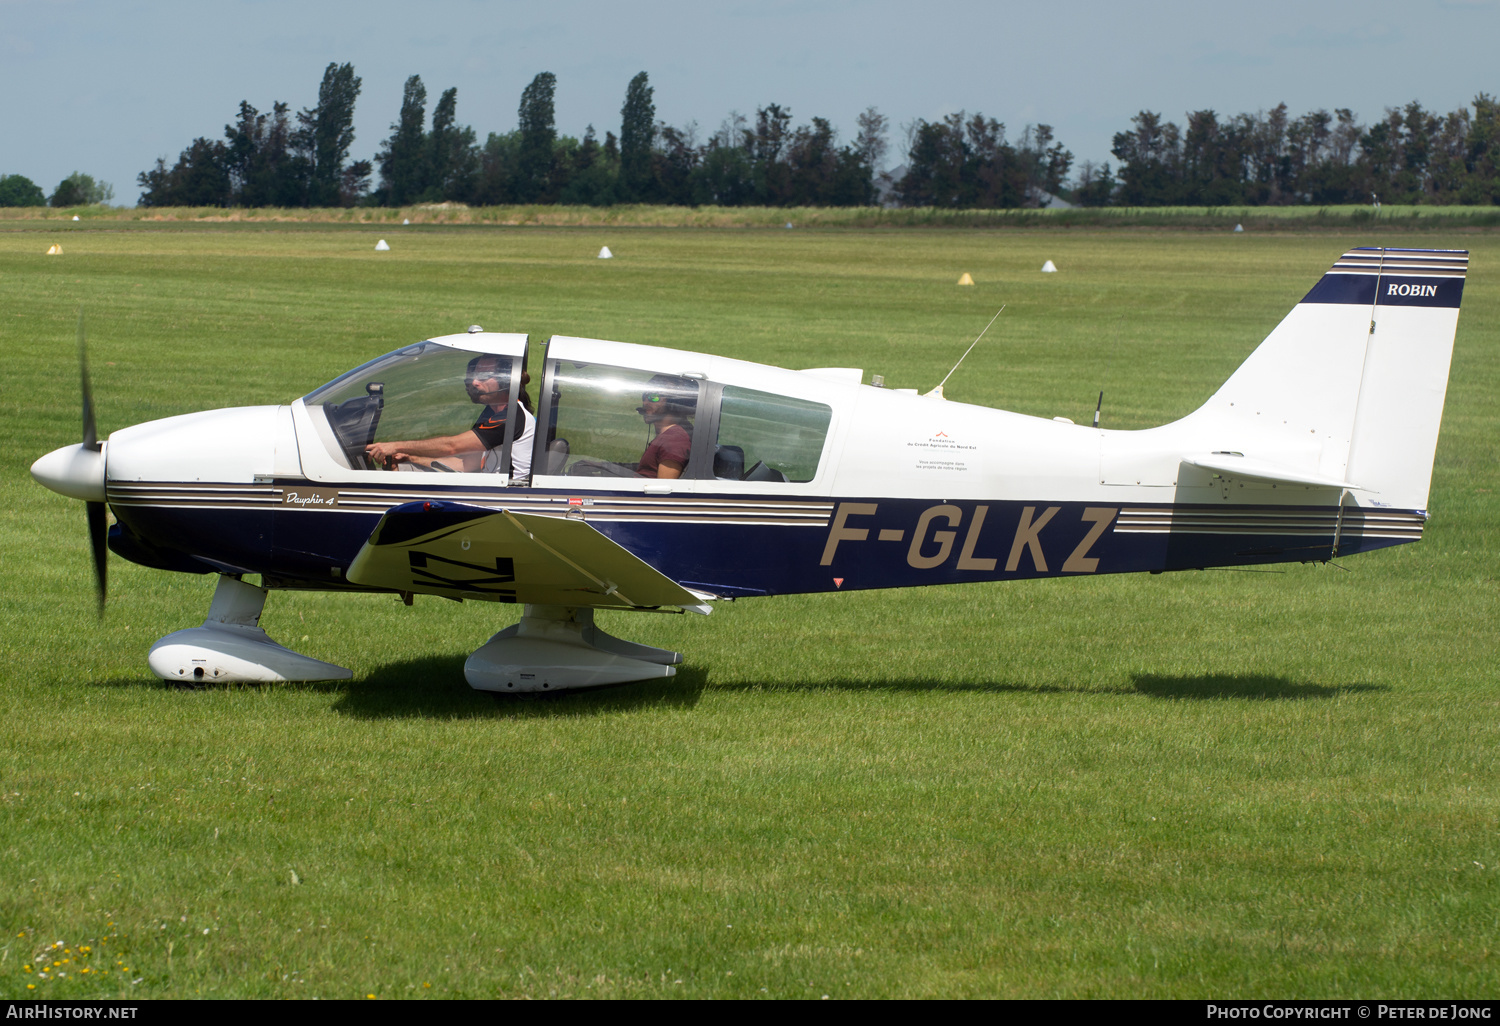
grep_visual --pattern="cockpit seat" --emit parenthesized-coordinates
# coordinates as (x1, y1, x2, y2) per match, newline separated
(324, 383, 384, 468)
(743, 460, 788, 483)
(713, 445, 745, 480)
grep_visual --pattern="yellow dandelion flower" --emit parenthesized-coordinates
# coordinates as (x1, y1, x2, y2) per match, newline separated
(27, 984, 35, 990)
(366, 993, 376, 999)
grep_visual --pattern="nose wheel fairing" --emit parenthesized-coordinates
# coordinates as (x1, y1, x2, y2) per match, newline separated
(148, 575, 351, 684)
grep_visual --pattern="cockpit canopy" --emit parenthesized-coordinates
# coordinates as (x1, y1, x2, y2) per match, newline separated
(301, 332, 843, 486)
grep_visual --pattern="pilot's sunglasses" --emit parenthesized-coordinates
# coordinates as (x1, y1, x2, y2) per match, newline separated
(641, 393, 665, 403)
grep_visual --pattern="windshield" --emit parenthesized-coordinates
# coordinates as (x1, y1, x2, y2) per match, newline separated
(304, 343, 524, 472)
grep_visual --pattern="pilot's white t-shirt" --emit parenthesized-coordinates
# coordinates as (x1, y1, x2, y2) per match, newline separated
(475, 404, 536, 476)
(509, 406, 536, 477)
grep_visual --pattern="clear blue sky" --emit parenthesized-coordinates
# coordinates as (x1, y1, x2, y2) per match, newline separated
(3, 0, 1497, 204)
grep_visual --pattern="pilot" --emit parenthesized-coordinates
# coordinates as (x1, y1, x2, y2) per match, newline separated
(365, 354, 535, 475)
(635, 374, 696, 479)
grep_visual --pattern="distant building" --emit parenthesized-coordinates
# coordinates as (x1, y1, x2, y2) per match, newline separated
(875, 166, 905, 208)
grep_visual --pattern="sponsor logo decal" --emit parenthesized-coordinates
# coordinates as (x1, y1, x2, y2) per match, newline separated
(908, 430, 978, 473)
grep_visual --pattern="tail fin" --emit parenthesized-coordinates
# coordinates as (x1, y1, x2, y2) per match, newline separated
(1189, 247, 1467, 511)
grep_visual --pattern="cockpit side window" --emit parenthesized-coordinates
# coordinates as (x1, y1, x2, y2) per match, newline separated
(539, 362, 701, 479)
(712, 386, 831, 483)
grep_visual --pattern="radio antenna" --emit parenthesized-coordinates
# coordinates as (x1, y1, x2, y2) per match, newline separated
(927, 305, 1005, 398)
(1093, 315, 1123, 429)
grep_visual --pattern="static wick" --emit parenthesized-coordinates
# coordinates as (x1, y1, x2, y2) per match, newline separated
(929, 305, 1006, 398)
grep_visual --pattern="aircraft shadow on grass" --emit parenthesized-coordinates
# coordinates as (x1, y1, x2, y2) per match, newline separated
(1130, 673, 1386, 701)
(99, 667, 1381, 707)
(708, 673, 1386, 700)
(92, 658, 706, 719)
(708, 677, 1102, 696)
(324, 656, 708, 720)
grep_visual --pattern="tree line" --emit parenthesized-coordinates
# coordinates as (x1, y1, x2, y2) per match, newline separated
(0, 171, 113, 208)
(1088, 97, 1500, 206)
(130, 67, 901, 209)
(4, 61, 1497, 209)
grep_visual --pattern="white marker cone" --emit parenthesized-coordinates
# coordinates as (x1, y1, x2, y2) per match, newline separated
(957, 272, 975, 286)
(598, 246, 613, 259)
(1041, 260, 1057, 273)
(1234, 223, 1244, 232)
(71, 215, 80, 221)
(403, 218, 410, 225)
(375, 239, 390, 251)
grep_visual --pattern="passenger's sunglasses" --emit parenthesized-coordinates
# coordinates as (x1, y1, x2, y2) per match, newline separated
(641, 392, 666, 403)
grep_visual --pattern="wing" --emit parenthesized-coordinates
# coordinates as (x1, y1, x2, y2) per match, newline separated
(345, 500, 711, 612)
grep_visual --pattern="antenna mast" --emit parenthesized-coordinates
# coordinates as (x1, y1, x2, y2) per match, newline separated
(927, 305, 1005, 398)
(1093, 315, 1124, 429)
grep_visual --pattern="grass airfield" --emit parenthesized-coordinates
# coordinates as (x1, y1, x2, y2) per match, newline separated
(0, 219, 1496, 999)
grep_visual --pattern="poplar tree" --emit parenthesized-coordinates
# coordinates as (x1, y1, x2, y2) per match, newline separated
(297, 62, 362, 206)
(516, 72, 557, 202)
(378, 75, 429, 205)
(428, 87, 459, 198)
(619, 72, 655, 201)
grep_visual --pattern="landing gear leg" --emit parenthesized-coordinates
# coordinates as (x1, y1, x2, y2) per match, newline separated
(147, 575, 353, 684)
(465, 604, 681, 695)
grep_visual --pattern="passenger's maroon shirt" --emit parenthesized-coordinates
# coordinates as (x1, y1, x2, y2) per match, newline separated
(637, 423, 692, 477)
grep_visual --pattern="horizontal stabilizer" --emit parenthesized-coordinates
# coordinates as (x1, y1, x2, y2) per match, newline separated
(346, 500, 711, 612)
(1181, 454, 1362, 491)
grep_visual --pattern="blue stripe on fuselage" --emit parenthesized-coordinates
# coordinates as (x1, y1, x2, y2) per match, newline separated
(112, 487, 1416, 597)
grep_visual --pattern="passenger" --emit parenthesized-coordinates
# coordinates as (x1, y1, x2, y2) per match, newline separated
(635, 374, 696, 479)
(366, 355, 535, 475)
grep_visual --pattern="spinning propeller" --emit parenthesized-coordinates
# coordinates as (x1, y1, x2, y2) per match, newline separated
(30, 310, 109, 616)
(79, 311, 107, 615)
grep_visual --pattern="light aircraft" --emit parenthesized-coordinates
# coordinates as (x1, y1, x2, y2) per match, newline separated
(31, 247, 1468, 693)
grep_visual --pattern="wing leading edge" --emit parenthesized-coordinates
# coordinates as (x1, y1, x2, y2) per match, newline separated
(346, 500, 712, 612)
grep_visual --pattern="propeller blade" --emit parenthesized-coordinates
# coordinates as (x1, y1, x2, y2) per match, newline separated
(87, 501, 108, 617)
(79, 307, 98, 450)
(80, 307, 106, 615)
